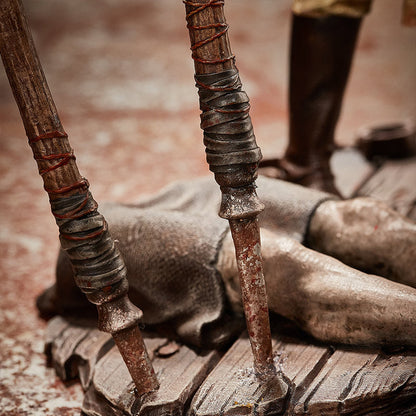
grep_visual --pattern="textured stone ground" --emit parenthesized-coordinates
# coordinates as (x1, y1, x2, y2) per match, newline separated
(0, 0, 415, 414)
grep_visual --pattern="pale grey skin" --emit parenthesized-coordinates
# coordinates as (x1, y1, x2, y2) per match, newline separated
(42, 177, 416, 348)
(219, 198, 416, 347)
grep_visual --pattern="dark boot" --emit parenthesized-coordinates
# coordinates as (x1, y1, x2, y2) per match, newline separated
(279, 13, 362, 196)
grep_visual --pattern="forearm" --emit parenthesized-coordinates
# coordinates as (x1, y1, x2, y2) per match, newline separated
(308, 198, 416, 287)
(217, 227, 416, 347)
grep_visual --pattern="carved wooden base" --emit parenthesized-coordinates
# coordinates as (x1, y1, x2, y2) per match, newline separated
(45, 315, 416, 415)
(44, 151, 416, 415)
(46, 316, 221, 415)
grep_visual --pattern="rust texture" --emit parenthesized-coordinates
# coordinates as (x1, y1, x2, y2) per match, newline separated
(229, 218, 276, 379)
(184, 0, 276, 379)
(112, 326, 158, 396)
(0, 0, 158, 395)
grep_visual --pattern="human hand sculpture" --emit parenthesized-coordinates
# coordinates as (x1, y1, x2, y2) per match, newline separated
(37, 176, 416, 349)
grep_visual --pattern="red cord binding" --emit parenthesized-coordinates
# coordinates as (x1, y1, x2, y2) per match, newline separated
(184, 0, 235, 66)
(30, 131, 102, 240)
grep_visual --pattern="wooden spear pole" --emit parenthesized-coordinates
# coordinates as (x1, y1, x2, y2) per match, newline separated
(0, 0, 159, 395)
(183, 0, 278, 381)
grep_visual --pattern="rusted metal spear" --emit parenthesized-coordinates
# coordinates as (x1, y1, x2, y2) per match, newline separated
(0, 0, 158, 395)
(184, 0, 277, 380)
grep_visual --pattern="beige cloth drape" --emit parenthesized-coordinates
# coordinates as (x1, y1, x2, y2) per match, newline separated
(42, 176, 333, 348)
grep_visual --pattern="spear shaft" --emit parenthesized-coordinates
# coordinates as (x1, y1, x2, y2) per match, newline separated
(184, 0, 276, 379)
(0, 0, 158, 395)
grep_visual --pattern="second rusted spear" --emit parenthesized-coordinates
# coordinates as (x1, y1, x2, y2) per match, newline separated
(184, 0, 282, 382)
(0, 0, 158, 395)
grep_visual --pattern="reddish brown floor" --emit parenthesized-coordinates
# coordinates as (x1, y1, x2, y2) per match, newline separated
(0, 0, 415, 414)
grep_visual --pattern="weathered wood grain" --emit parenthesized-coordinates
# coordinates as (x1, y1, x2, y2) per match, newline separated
(50, 324, 92, 381)
(46, 316, 114, 389)
(44, 315, 71, 356)
(291, 348, 416, 415)
(331, 147, 374, 199)
(190, 325, 331, 416)
(81, 339, 220, 416)
(45, 317, 222, 415)
(356, 157, 416, 216)
(73, 329, 114, 390)
(83, 345, 144, 415)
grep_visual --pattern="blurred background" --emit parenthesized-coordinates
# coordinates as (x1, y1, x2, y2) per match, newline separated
(0, 0, 415, 414)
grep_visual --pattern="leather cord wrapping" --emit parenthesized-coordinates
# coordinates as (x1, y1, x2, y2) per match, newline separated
(195, 69, 264, 218)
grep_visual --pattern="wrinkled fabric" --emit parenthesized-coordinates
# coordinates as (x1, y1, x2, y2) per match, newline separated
(292, 0, 416, 25)
(44, 176, 333, 348)
(136, 176, 333, 242)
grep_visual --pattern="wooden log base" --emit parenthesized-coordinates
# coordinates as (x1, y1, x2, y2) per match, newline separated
(45, 316, 221, 415)
(45, 315, 416, 415)
(44, 150, 416, 415)
(290, 347, 416, 415)
(189, 323, 329, 416)
(356, 157, 416, 216)
(191, 322, 416, 416)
